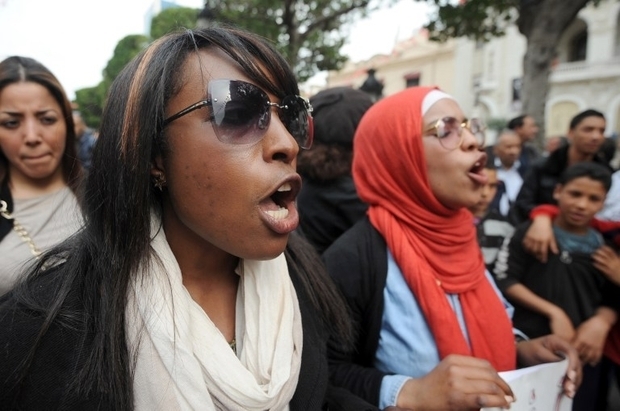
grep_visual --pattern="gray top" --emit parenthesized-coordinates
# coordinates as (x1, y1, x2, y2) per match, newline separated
(0, 187, 82, 295)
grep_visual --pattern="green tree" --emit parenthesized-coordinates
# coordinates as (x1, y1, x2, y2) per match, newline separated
(103, 34, 150, 83)
(419, 0, 602, 149)
(150, 7, 200, 39)
(74, 34, 149, 128)
(201, 0, 394, 82)
(74, 5, 200, 129)
(74, 82, 106, 129)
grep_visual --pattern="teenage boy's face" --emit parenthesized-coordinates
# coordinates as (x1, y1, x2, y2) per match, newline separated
(468, 168, 498, 216)
(553, 176, 607, 231)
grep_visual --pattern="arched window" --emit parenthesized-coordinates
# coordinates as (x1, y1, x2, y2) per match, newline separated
(569, 30, 588, 62)
(547, 101, 579, 137)
(557, 18, 588, 63)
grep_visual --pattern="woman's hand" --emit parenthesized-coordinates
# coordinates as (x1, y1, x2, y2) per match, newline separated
(548, 307, 576, 342)
(592, 245, 620, 285)
(516, 335, 581, 399)
(396, 355, 514, 410)
(522, 215, 557, 263)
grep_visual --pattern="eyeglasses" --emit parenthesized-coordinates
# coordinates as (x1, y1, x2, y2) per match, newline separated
(163, 79, 314, 149)
(424, 117, 486, 150)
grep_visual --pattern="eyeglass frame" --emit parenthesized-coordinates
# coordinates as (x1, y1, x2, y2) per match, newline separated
(423, 117, 486, 150)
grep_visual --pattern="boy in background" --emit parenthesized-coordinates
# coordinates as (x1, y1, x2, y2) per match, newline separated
(468, 165, 515, 273)
(494, 162, 620, 411)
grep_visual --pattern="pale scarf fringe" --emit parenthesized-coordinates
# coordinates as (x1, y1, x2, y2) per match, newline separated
(126, 216, 303, 410)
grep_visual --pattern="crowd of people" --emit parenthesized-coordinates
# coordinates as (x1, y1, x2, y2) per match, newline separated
(0, 23, 619, 411)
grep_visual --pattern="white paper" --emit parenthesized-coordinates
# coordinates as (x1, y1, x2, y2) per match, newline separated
(482, 358, 572, 411)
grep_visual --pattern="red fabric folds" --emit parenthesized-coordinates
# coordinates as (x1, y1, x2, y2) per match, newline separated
(352, 86, 516, 371)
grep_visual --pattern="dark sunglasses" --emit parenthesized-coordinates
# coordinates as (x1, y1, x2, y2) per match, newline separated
(163, 79, 314, 149)
(424, 116, 486, 150)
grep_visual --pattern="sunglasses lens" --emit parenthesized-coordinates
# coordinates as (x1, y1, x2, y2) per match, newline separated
(280, 95, 313, 149)
(207, 80, 312, 148)
(209, 80, 270, 145)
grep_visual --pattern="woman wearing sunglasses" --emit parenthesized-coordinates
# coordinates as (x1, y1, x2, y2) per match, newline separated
(0, 27, 375, 410)
(323, 86, 582, 410)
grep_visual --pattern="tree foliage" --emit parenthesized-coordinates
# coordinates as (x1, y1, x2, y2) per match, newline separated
(74, 1, 390, 127)
(73, 6, 199, 129)
(74, 82, 106, 129)
(103, 34, 150, 84)
(418, 0, 599, 149)
(150, 7, 199, 39)
(203, 0, 394, 82)
(424, 0, 517, 43)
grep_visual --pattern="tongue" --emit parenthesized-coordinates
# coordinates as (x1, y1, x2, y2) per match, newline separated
(468, 171, 488, 185)
(260, 198, 281, 211)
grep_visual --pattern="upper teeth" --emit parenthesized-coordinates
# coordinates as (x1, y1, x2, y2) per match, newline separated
(277, 183, 292, 192)
(474, 162, 480, 167)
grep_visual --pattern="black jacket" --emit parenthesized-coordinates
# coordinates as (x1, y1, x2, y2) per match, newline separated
(493, 222, 620, 339)
(322, 217, 389, 406)
(511, 144, 610, 224)
(0, 260, 376, 411)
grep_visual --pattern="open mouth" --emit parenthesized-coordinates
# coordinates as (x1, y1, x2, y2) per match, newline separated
(472, 152, 487, 173)
(262, 178, 301, 221)
(467, 153, 488, 185)
(470, 160, 485, 174)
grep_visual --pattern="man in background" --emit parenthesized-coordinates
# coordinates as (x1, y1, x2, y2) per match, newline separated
(72, 110, 97, 171)
(507, 114, 540, 171)
(490, 129, 524, 217)
(512, 109, 609, 224)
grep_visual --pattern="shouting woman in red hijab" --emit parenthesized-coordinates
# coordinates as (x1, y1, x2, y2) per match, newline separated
(323, 86, 581, 410)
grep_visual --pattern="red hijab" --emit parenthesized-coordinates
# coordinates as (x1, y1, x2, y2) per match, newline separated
(352, 86, 516, 371)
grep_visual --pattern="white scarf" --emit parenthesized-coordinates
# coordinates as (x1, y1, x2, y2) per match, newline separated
(126, 217, 303, 410)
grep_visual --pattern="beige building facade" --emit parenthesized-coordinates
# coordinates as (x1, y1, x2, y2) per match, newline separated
(325, 0, 620, 140)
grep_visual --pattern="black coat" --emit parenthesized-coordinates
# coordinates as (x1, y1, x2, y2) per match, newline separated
(511, 145, 611, 224)
(322, 217, 389, 406)
(0, 261, 376, 411)
(493, 222, 620, 339)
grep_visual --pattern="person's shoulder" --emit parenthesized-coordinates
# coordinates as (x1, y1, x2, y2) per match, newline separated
(0, 266, 69, 387)
(0, 260, 87, 331)
(530, 154, 550, 169)
(323, 216, 382, 258)
(0, 265, 98, 408)
(522, 143, 539, 157)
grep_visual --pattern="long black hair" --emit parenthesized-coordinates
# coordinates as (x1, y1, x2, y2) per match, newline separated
(8, 26, 352, 409)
